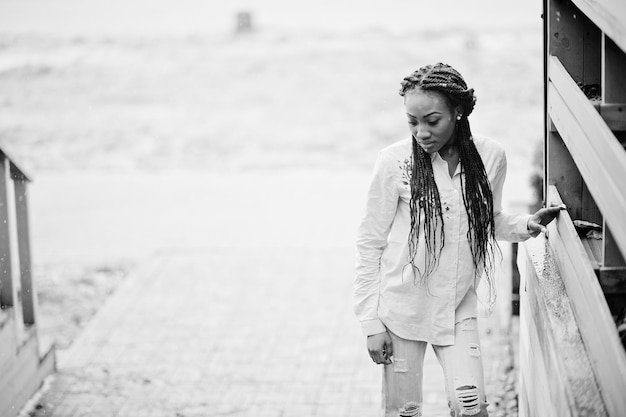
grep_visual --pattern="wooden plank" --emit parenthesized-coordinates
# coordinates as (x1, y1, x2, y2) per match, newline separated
(598, 104, 626, 131)
(581, 181, 602, 227)
(519, 307, 545, 417)
(520, 240, 607, 416)
(0, 312, 17, 371)
(13, 179, 35, 325)
(518, 313, 557, 417)
(601, 34, 626, 267)
(547, 186, 626, 417)
(549, 0, 586, 84)
(571, 0, 626, 53)
(520, 276, 569, 416)
(604, 225, 626, 267)
(583, 15, 602, 86)
(549, 56, 626, 181)
(0, 156, 14, 308)
(548, 57, 626, 257)
(597, 267, 626, 293)
(547, 130, 583, 219)
(0, 150, 30, 183)
(0, 330, 55, 417)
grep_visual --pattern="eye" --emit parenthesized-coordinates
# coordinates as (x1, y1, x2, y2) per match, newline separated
(426, 119, 440, 126)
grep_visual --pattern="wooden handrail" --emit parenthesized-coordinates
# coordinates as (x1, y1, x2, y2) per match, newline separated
(571, 0, 626, 53)
(548, 55, 626, 257)
(0, 149, 31, 183)
(545, 186, 626, 417)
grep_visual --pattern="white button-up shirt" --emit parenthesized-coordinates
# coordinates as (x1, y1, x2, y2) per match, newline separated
(354, 136, 531, 345)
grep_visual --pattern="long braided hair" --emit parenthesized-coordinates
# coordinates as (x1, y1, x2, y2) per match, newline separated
(399, 63, 499, 295)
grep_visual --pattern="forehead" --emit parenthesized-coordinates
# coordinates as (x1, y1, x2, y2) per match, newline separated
(404, 89, 451, 116)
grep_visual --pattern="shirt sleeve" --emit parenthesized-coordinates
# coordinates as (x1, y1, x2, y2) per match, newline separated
(353, 150, 399, 336)
(492, 150, 532, 242)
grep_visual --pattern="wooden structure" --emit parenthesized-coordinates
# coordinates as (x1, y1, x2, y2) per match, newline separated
(517, 0, 626, 416)
(0, 148, 55, 417)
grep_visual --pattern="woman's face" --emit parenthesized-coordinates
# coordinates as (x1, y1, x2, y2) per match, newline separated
(404, 88, 460, 154)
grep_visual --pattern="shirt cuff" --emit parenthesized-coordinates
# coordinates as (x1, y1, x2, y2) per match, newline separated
(520, 214, 533, 239)
(361, 318, 387, 336)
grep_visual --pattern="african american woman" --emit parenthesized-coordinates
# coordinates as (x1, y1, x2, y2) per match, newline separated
(353, 63, 563, 417)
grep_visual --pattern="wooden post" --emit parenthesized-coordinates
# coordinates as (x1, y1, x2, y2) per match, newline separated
(602, 35, 626, 267)
(0, 155, 14, 309)
(13, 171, 35, 326)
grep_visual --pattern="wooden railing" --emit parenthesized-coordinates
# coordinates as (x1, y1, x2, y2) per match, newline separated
(518, 0, 626, 415)
(0, 148, 55, 417)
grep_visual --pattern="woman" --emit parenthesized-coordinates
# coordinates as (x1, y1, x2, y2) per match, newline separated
(353, 63, 562, 417)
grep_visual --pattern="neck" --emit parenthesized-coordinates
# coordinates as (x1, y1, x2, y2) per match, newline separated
(439, 142, 457, 159)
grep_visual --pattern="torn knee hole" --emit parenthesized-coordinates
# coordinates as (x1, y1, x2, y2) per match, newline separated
(468, 343, 480, 358)
(459, 319, 475, 331)
(455, 385, 481, 416)
(398, 402, 422, 417)
(393, 357, 407, 373)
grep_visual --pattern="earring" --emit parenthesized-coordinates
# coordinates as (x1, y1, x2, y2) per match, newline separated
(456, 114, 462, 121)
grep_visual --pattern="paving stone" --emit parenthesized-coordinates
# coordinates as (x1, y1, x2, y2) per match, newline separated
(24, 240, 514, 417)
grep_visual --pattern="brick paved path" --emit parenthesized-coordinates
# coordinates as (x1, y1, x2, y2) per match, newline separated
(28, 246, 464, 417)
(23, 172, 515, 417)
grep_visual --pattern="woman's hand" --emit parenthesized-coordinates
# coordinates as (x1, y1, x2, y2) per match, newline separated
(527, 203, 567, 238)
(367, 331, 393, 365)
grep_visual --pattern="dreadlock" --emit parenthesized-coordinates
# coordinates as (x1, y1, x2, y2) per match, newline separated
(399, 63, 499, 298)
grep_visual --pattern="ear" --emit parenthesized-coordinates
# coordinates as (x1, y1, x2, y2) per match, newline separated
(454, 105, 464, 120)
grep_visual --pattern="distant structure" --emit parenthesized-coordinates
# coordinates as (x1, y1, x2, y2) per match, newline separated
(518, 0, 626, 416)
(0, 147, 55, 417)
(236, 11, 253, 34)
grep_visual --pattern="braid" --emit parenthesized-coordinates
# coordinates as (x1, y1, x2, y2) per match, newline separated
(399, 63, 499, 301)
(407, 139, 445, 283)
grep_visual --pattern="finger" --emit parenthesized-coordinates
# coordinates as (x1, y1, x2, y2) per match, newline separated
(528, 221, 547, 237)
(547, 202, 567, 210)
(368, 348, 382, 364)
(385, 340, 393, 359)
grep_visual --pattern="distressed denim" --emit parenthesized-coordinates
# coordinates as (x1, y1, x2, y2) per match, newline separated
(382, 318, 489, 417)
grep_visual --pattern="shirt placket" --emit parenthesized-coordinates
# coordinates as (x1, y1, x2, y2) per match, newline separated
(433, 156, 461, 337)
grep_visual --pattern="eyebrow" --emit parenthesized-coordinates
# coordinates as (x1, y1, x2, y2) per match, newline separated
(406, 111, 442, 119)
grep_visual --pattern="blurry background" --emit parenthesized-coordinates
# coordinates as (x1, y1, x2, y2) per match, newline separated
(0, 0, 542, 390)
(0, 0, 543, 261)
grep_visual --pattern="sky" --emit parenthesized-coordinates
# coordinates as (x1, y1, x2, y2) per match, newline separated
(0, 0, 541, 37)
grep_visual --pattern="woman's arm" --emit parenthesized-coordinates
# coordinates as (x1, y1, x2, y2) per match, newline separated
(353, 150, 399, 337)
(491, 152, 533, 241)
(491, 150, 563, 240)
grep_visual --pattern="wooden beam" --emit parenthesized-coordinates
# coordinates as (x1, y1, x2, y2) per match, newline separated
(0, 150, 30, 183)
(0, 327, 55, 417)
(572, 0, 626, 53)
(549, 0, 586, 84)
(592, 103, 626, 131)
(547, 130, 583, 219)
(548, 56, 626, 257)
(518, 239, 608, 416)
(13, 179, 35, 326)
(597, 267, 626, 294)
(0, 156, 14, 308)
(602, 34, 626, 267)
(546, 186, 626, 417)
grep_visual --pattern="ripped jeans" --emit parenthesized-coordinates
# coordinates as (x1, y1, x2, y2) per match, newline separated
(382, 318, 489, 417)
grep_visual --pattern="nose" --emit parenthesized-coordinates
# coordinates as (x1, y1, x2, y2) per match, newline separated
(414, 126, 432, 140)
